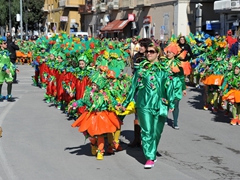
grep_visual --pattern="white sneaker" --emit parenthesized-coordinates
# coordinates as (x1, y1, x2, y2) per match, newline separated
(174, 126, 180, 130)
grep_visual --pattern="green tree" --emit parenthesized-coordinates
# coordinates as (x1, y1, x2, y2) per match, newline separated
(24, 0, 45, 31)
(0, 0, 44, 31)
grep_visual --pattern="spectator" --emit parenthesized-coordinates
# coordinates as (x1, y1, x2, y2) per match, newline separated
(229, 36, 240, 57)
(7, 35, 19, 84)
(214, 32, 221, 40)
(161, 40, 168, 52)
(129, 38, 152, 148)
(226, 29, 237, 49)
(130, 36, 140, 58)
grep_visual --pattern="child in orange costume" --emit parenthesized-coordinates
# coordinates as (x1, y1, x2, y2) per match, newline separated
(222, 62, 240, 125)
(68, 72, 121, 160)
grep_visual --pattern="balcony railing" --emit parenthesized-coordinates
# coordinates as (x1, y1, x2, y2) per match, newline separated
(136, 0, 151, 6)
(59, 0, 85, 7)
(99, 3, 106, 12)
(121, 0, 134, 8)
(107, 0, 119, 10)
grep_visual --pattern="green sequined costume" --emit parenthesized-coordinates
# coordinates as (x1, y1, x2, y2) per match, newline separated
(123, 60, 174, 161)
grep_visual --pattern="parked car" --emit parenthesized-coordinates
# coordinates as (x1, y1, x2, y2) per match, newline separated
(70, 32, 89, 38)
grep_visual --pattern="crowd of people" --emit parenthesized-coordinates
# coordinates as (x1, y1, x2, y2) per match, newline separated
(0, 30, 239, 169)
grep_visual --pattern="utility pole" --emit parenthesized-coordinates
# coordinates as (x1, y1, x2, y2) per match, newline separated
(20, 0, 23, 40)
(9, 0, 12, 35)
(25, 0, 28, 38)
(195, 3, 203, 32)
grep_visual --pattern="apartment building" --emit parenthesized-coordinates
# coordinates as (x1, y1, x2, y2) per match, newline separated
(43, 0, 85, 34)
(42, 0, 219, 39)
(78, 0, 219, 39)
(214, 0, 240, 36)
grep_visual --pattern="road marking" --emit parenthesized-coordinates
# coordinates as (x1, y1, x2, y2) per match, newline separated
(0, 97, 21, 180)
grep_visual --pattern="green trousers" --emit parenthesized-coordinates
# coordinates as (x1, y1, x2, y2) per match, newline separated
(137, 108, 165, 160)
(0, 72, 13, 84)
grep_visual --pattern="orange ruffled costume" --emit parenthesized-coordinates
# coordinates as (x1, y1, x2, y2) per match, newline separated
(71, 111, 121, 137)
(201, 75, 224, 86)
(181, 61, 192, 76)
(222, 89, 240, 103)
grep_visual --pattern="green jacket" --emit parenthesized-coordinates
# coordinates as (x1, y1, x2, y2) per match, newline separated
(123, 60, 175, 117)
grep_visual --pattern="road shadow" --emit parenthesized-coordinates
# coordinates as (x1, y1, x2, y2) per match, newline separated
(187, 87, 205, 110)
(64, 143, 93, 157)
(121, 130, 147, 165)
(121, 130, 163, 164)
(210, 110, 232, 124)
(165, 118, 174, 128)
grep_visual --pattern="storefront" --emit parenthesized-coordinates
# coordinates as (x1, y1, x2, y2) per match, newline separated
(142, 16, 152, 38)
(214, 0, 240, 36)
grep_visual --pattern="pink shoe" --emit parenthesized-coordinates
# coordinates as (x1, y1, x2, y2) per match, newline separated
(144, 160, 154, 169)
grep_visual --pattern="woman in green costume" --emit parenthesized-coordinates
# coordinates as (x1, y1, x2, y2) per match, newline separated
(122, 44, 175, 169)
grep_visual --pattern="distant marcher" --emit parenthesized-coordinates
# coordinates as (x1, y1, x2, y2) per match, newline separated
(7, 35, 19, 84)
(0, 37, 15, 102)
(177, 36, 194, 79)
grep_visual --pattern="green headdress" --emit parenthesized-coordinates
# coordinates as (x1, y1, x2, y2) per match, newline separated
(58, 52, 66, 60)
(50, 48, 58, 57)
(235, 61, 240, 68)
(78, 54, 89, 64)
(109, 49, 122, 59)
(108, 67, 121, 78)
(90, 71, 108, 89)
(229, 56, 238, 64)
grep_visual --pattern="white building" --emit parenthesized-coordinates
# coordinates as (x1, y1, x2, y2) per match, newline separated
(214, 0, 240, 36)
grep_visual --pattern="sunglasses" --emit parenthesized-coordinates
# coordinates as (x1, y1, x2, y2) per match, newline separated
(2, 42, 7, 45)
(146, 50, 157, 54)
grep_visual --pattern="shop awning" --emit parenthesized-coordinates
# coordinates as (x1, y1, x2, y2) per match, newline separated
(111, 19, 130, 32)
(100, 19, 130, 32)
(100, 20, 121, 32)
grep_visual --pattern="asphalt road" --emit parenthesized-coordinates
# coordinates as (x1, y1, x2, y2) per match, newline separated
(0, 65, 240, 180)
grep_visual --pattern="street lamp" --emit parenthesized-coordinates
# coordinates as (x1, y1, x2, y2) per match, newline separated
(20, 0, 23, 40)
(9, 0, 12, 35)
(195, 3, 203, 32)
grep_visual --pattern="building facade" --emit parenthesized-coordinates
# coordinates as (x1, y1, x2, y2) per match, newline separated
(214, 0, 240, 36)
(78, 0, 219, 39)
(43, 0, 219, 38)
(43, 0, 85, 34)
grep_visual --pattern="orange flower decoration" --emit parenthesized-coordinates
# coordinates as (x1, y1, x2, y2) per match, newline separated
(171, 66, 180, 73)
(107, 70, 116, 79)
(205, 38, 212, 47)
(99, 65, 108, 72)
(90, 42, 95, 49)
(178, 50, 187, 60)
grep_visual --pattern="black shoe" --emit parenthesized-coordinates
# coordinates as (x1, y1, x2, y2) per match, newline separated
(7, 96, 15, 102)
(0, 97, 4, 102)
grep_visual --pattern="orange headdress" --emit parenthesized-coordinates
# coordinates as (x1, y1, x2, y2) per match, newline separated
(164, 42, 181, 55)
